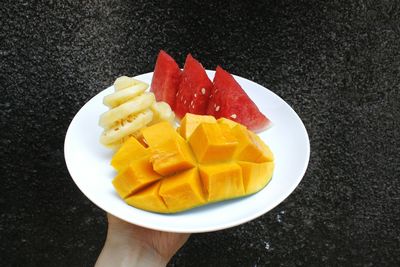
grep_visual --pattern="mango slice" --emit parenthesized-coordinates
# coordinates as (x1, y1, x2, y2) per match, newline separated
(142, 121, 196, 176)
(179, 113, 216, 139)
(229, 124, 273, 163)
(112, 156, 161, 199)
(198, 162, 245, 202)
(111, 137, 149, 172)
(125, 181, 169, 213)
(149, 136, 196, 176)
(217, 117, 238, 129)
(141, 121, 177, 147)
(238, 161, 274, 194)
(159, 168, 206, 213)
(110, 115, 275, 214)
(189, 122, 238, 163)
(248, 131, 274, 162)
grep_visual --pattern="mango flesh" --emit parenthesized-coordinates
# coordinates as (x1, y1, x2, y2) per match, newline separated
(217, 117, 238, 129)
(159, 168, 206, 213)
(198, 162, 244, 202)
(112, 155, 162, 199)
(111, 113, 274, 213)
(143, 121, 196, 176)
(179, 113, 216, 139)
(231, 124, 274, 163)
(189, 122, 237, 163)
(111, 137, 149, 172)
(238, 161, 274, 194)
(125, 181, 169, 213)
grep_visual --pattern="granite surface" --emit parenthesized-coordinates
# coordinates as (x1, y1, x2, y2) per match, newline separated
(1, 0, 399, 266)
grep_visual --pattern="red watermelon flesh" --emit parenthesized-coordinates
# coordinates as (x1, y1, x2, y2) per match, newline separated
(150, 50, 181, 109)
(174, 54, 213, 119)
(207, 66, 271, 132)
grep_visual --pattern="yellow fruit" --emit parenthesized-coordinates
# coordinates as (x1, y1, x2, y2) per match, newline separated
(111, 137, 149, 172)
(179, 113, 216, 139)
(142, 122, 196, 176)
(111, 116, 275, 214)
(231, 124, 274, 162)
(99, 93, 155, 129)
(112, 155, 162, 199)
(100, 77, 175, 149)
(198, 162, 244, 202)
(238, 161, 274, 194)
(188, 122, 237, 163)
(159, 168, 206, 213)
(125, 181, 168, 213)
(100, 109, 153, 146)
(103, 83, 148, 108)
(216, 117, 238, 129)
(150, 101, 175, 125)
(114, 76, 144, 91)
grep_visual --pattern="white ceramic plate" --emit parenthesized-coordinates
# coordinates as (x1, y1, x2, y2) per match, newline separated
(64, 71, 310, 233)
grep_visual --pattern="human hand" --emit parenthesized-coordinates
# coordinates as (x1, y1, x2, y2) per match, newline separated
(95, 213, 190, 267)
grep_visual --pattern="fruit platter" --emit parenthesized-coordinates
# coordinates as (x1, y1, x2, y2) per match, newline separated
(64, 51, 310, 233)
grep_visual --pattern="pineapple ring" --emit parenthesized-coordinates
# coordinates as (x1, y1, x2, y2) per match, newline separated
(103, 83, 148, 108)
(100, 109, 154, 146)
(114, 76, 145, 91)
(104, 131, 145, 150)
(150, 101, 175, 125)
(99, 93, 155, 129)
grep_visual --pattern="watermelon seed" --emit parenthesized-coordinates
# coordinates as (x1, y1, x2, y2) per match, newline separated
(215, 105, 220, 112)
(194, 93, 197, 98)
(190, 100, 194, 106)
(184, 100, 187, 104)
(230, 114, 237, 119)
(201, 88, 206, 95)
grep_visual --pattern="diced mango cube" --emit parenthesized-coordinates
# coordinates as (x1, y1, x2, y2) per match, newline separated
(249, 131, 274, 162)
(217, 117, 238, 129)
(189, 123, 238, 163)
(231, 124, 274, 162)
(112, 156, 162, 199)
(111, 137, 149, 172)
(141, 121, 177, 147)
(125, 182, 169, 213)
(198, 162, 244, 202)
(238, 161, 274, 194)
(159, 168, 205, 212)
(179, 113, 217, 140)
(149, 135, 196, 176)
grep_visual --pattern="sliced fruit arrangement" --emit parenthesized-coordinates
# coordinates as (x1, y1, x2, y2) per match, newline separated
(99, 76, 175, 150)
(150, 50, 271, 132)
(111, 113, 274, 214)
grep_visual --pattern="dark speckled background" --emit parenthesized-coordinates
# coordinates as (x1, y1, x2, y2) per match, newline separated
(1, 0, 399, 266)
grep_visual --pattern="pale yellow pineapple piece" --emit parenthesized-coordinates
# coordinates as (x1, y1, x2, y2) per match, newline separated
(99, 93, 155, 128)
(100, 110, 153, 146)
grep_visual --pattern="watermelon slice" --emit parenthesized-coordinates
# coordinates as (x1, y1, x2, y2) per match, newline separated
(174, 54, 213, 119)
(207, 66, 271, 132)
(150, 50, 181, 109)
